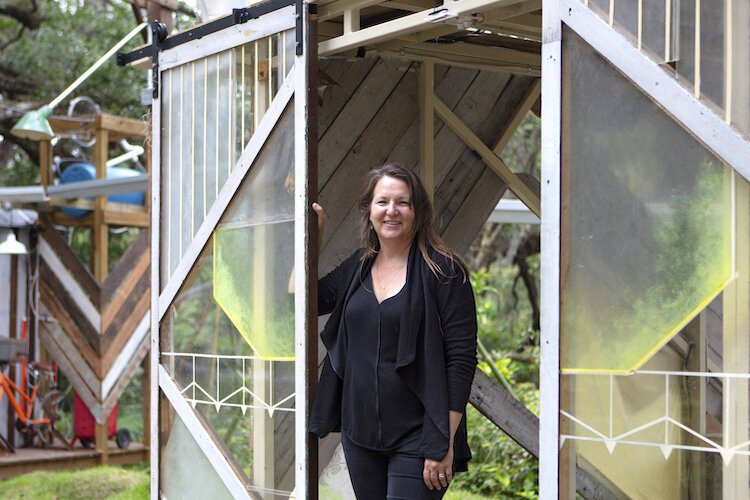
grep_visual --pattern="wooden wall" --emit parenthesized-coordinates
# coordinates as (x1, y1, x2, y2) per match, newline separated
(317, 56, 538, 270)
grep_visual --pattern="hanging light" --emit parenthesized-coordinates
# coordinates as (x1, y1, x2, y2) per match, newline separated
(0, 230, 27, 255)
(11, 23, 148, 141)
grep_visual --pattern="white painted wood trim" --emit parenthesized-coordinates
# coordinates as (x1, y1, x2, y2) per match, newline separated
(158, 70, 295, 320)
(159, 365, 251, 499)
(150, 71, 162, 500)
(318, 0, 519, 56)
(102, 311, 150, 398)
(562, 0, 750, 181)
(540, 0, 562, 498)
(38, 239, 101, 330)
(160, 7, 296, 70)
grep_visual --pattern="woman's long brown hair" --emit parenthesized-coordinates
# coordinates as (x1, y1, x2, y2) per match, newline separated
(357, 163, 466, 280)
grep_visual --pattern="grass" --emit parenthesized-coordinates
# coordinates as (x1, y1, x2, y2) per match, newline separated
(0, 463, 489, 500)
(0, 465, 149, 500)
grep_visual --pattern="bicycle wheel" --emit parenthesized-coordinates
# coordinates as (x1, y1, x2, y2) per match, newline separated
(38, 388, 64, 446)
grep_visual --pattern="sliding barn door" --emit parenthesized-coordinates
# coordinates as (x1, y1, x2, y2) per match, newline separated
(150, 1, 317, 497)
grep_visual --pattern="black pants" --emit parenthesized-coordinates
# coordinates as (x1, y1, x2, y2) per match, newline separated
(341, 433, 448, 500)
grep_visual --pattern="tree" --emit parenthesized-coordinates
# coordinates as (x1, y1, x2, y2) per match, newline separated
(0, 0, 196, 186)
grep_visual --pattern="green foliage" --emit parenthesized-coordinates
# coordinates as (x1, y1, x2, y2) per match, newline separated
(0, 466, 148, 499)
(4, 1, 146, 116)
(448, 264, 540, 498)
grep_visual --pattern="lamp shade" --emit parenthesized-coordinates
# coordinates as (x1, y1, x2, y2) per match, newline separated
(0, 231, 27, 255)
(11, 105, 54, 141)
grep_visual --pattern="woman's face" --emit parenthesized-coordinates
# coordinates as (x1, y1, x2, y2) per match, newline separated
(369, 175, 415, 246)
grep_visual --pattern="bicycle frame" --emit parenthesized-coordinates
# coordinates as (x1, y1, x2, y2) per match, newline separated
(0, 370, 52, 427)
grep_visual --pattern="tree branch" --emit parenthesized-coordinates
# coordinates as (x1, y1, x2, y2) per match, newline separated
(0, 3, 44, 30)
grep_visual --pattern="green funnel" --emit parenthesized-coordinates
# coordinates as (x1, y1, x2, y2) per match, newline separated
(11, 106, 54, 141)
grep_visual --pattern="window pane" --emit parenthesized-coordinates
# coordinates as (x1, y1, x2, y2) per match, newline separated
(160, 104, 296, 496)
(160, 396, 233, 499)
(561, 28, 732, 373)
(160, 30, 296, 288)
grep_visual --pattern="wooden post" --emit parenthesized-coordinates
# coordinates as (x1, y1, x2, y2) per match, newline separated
(92, 126, 110, 464)
(683, 314, 706, 499)
(39, 141, 53, 190)
(92, 127, 110, 283)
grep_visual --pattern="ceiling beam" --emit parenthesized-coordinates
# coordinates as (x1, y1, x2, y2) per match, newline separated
(319, 0, 530, 56)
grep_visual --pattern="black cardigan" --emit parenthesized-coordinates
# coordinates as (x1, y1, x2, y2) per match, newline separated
(309, 242, 478, 471)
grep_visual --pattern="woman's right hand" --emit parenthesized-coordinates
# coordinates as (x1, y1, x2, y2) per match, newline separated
(312, 202, 325, 250)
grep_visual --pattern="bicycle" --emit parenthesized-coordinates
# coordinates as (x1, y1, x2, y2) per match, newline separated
(0, 337, 66, 451)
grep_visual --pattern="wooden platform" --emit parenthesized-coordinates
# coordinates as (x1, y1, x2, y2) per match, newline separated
(0, 442, 148, 479)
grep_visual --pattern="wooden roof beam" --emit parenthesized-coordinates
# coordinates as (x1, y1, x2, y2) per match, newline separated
(377, 40, 541, 76)
(319, 0, 529, 56)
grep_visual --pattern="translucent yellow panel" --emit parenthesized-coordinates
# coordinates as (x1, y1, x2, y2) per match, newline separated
(561, 29, 732, 372)
(213, 105, 295, 360)
(161, 399, 233, 499)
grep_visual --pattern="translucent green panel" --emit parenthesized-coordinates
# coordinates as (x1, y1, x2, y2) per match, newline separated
(159, 103, 296, 496)
(161, 400, 233, 499)
(561, 29, 732, 372)
(160, 30, 296, 289)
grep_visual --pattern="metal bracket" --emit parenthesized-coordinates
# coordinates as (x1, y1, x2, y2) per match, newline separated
(151, 22, 168, 99)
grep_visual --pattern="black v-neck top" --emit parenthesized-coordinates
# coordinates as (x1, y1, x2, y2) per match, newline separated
(341, 271, 424, 451)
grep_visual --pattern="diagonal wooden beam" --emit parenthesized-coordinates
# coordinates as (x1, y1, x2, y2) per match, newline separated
(433, 95, 541, 216)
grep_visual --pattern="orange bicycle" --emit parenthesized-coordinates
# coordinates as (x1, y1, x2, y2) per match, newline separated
(0, 335, 64, 451)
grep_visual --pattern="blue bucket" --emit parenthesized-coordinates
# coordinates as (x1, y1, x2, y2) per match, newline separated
(59, 162, 145, 218)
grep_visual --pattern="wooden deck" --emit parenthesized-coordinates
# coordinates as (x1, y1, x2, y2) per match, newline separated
(0, 442, 148, 479)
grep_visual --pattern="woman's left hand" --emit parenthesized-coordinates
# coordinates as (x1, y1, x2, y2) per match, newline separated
(423, 446, 454, 490)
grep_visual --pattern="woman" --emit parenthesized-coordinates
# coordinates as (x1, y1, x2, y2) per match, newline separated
(309, 164, 478, 499)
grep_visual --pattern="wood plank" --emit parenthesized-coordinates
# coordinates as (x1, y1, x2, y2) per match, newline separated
(102, 229, 150, 304)
(38, 282, 101, 377)
(101, 336, 149, 418)
(38, 319, 101, 398)
(97, 114, 149, 138)
(441, 168, 507, 255)
(39, 327, 102, 414)
(319, 58, 411, 187)
(0, 445, 148, 479)
(435, 77, 536, 233)
(387, 65, 477, 169)
(101, 281, 150, 367)
(470, 369, 538, 456)
(39, 260, 102, 354)
(434, 96, 541, 216)
(432, 71, 511, 187)
(318, 58, 379, 137)
(101, 252, 149, 332)
(39, 215, 100, 309)
(319, 64, 420, 248)
(102, 209, 150, 227)
(50, 211, 94, 227)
